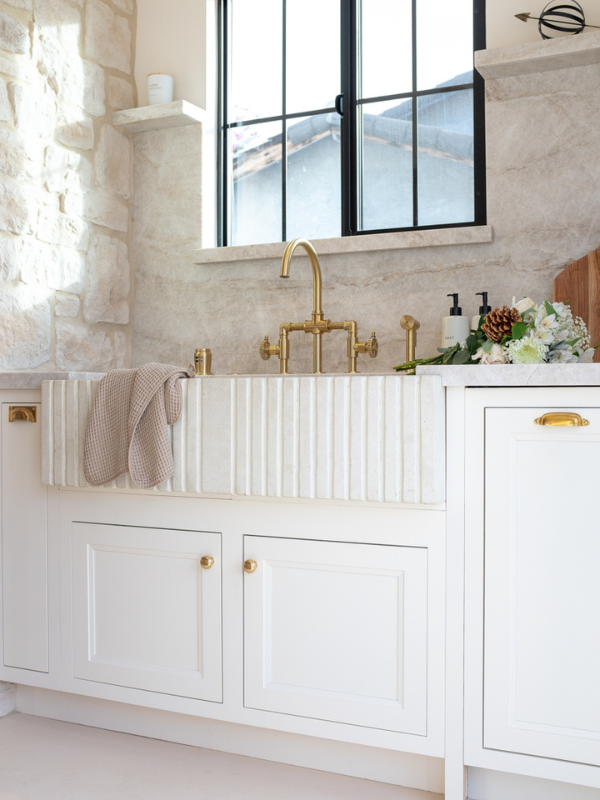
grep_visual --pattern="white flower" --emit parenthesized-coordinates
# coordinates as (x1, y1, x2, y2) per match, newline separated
(473, 343, 509, 365)
(533, 311, 559, 344)
(551, 301, 568, 318)
(507, 337, 548, 364)
(548, 348, 576, 363)
(511, 296, 536, 315)
(577, 348, 595, 363)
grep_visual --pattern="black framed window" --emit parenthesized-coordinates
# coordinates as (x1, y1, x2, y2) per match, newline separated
(218, 0, 485, 247)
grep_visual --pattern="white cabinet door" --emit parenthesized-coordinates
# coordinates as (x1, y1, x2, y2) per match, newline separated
(71, 523, 222, 702)
(1, 401, 48, 674)
(244, 535, 428, 734)
(484, 406, 600, 765)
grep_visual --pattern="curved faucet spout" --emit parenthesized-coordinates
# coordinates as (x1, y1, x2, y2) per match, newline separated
(280, 238, 323, 319)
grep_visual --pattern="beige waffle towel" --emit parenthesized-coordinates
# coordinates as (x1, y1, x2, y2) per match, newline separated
(84, 362, 195, 489)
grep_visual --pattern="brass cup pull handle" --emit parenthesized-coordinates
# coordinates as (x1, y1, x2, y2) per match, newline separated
(244, 559, 258, 573)
(200, 556, 215, 569)
(9, 405, 37, 423)
(534, 412, 589, 427)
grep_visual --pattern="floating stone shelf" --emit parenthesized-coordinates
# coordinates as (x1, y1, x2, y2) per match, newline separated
(475, 30, 600, 80)
(112, 100, 205, 133)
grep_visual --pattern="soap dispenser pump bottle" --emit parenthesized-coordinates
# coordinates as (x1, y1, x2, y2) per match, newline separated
(442, 293, 470, 349)
(472, 291, 492, 332)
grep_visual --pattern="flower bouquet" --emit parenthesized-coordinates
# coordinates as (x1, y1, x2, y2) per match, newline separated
(394, 297, 596, 373)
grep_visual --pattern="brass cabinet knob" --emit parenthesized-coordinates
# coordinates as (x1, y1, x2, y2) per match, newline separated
(534, 412, 589, 427)
(8, 405, 37, 423)
(244, 559, 258, 573)
(200, 556, 215, 569)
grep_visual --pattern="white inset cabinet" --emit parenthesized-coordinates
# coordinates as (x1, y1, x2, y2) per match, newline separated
(243, 535, 428, 735)
(483, 405, 600, 765)
(463, 387, 600, 787)
(0, 396, 49, 681)
(71, 523, 222, 702)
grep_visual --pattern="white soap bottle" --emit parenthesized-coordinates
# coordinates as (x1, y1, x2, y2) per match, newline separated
(471, 291, 491, 332)
(441, 293, 470, 349)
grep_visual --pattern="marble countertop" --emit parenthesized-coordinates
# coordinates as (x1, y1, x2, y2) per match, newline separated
(416, 364, 600, 386)
(0, 372, 105, 389)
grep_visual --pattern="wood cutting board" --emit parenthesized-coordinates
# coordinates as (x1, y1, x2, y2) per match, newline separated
(553, 246, 600, 362)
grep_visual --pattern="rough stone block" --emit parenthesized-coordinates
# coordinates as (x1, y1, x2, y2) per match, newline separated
(62, 188, 129, 232)
(95, 124, 130, 198)
(84, 234, 130, 324)
(44, 143, 91, 193)
(0, 284, 51, 368)
(0, 682, 16, 717)
(82, 60, 105, 116)
(0, 237, 17, 282)
(37, 206, 88, 250)
(84, 0, 131, 73)
(55, 112, 94, 150)
(0, 181, 31, 234)
(20, 235, 84, 292)
(0, 78, 9, 122)
(3, 0, 32, 9)
(33, 0, 80, 52)
(55, 291, 79, 316)
(9, 82, 56, 138)
(0, 53, 31, 80)
(0, 128, 40, 180)
(56, 322, 121, 371)
(0, 10, 29, 55)
(107, 75, 134, 110)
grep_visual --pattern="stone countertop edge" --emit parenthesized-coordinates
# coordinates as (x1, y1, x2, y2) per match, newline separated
(112, 100, 206, 134)
(416, 364, 600, 386)
(0, 372, 105, 389)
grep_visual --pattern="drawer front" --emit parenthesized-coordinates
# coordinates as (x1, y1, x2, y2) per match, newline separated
(71, 523, 222, 702)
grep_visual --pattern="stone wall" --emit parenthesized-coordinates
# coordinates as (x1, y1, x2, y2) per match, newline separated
(0, 0, 136, 372)
(131, 61, 600, 374)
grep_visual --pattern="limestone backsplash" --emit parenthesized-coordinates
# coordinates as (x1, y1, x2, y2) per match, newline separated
(0, 0, 136, 372)
(132, 60, 600, 375)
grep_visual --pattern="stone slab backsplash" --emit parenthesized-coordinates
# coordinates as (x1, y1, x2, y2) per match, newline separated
(0, 0, 137, 372)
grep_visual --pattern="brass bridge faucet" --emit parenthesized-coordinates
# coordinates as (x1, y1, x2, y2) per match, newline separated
(260, 238, 378, 374)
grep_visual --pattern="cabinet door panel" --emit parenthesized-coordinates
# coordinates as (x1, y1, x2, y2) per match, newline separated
(244, 536, 428, 734)
(484, 407, 600, 765)
(72, 523, 222, 701)
(1, 402, 48, 673)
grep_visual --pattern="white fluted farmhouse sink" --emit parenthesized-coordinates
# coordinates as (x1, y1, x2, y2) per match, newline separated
(41, 374, 445, 507)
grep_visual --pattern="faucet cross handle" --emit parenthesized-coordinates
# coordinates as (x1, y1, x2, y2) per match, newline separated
(260, 335, 280, 360)
(354, 331, 378, 358)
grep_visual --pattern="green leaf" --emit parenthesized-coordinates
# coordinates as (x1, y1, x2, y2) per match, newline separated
(511, 322, 528, 340)
(482, 338, 494, 353)
(465, 334, 479, 353)
(453, 349, 472, 365)
(544, 300, 557, 318)
(565, 337, 581, 346)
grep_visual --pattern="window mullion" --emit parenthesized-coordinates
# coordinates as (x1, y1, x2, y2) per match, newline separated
(411, 0, 419, 228)
(282, 0, 287, 242)
(341, 0, 358, 236)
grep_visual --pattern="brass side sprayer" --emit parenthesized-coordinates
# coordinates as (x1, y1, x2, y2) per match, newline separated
(400, 315, 420, 363)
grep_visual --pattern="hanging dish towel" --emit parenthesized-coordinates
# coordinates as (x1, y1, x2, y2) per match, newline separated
(84, 362, 195, 489)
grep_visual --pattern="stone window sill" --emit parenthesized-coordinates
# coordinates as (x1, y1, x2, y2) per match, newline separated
(194, 225, 494, 264)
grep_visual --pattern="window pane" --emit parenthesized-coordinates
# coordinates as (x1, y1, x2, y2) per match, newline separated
(360, 99, 414, 232)
(417, 90, 474, 227)
(286, 115, 341, 240)
(361, 0, 412, 100)
(417, 0, 473, 91)
(230, 0, 282, 122)
(287, 0, 340, 115)
(231, 121, 282, 245)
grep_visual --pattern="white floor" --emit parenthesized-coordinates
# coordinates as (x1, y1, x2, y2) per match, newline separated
(0, 713, 443, 800)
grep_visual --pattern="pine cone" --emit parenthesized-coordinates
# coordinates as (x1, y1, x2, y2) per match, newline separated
(482, 306, 522, 343)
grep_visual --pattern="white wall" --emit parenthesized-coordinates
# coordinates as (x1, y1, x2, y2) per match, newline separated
(486, 0, 600, 49)
(135, 0, 206, 108)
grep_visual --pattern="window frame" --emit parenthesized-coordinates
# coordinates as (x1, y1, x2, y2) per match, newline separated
(217, 0, 486, 248)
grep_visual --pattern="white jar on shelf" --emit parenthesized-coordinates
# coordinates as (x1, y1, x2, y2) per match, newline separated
(147, 74, 173, 105)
